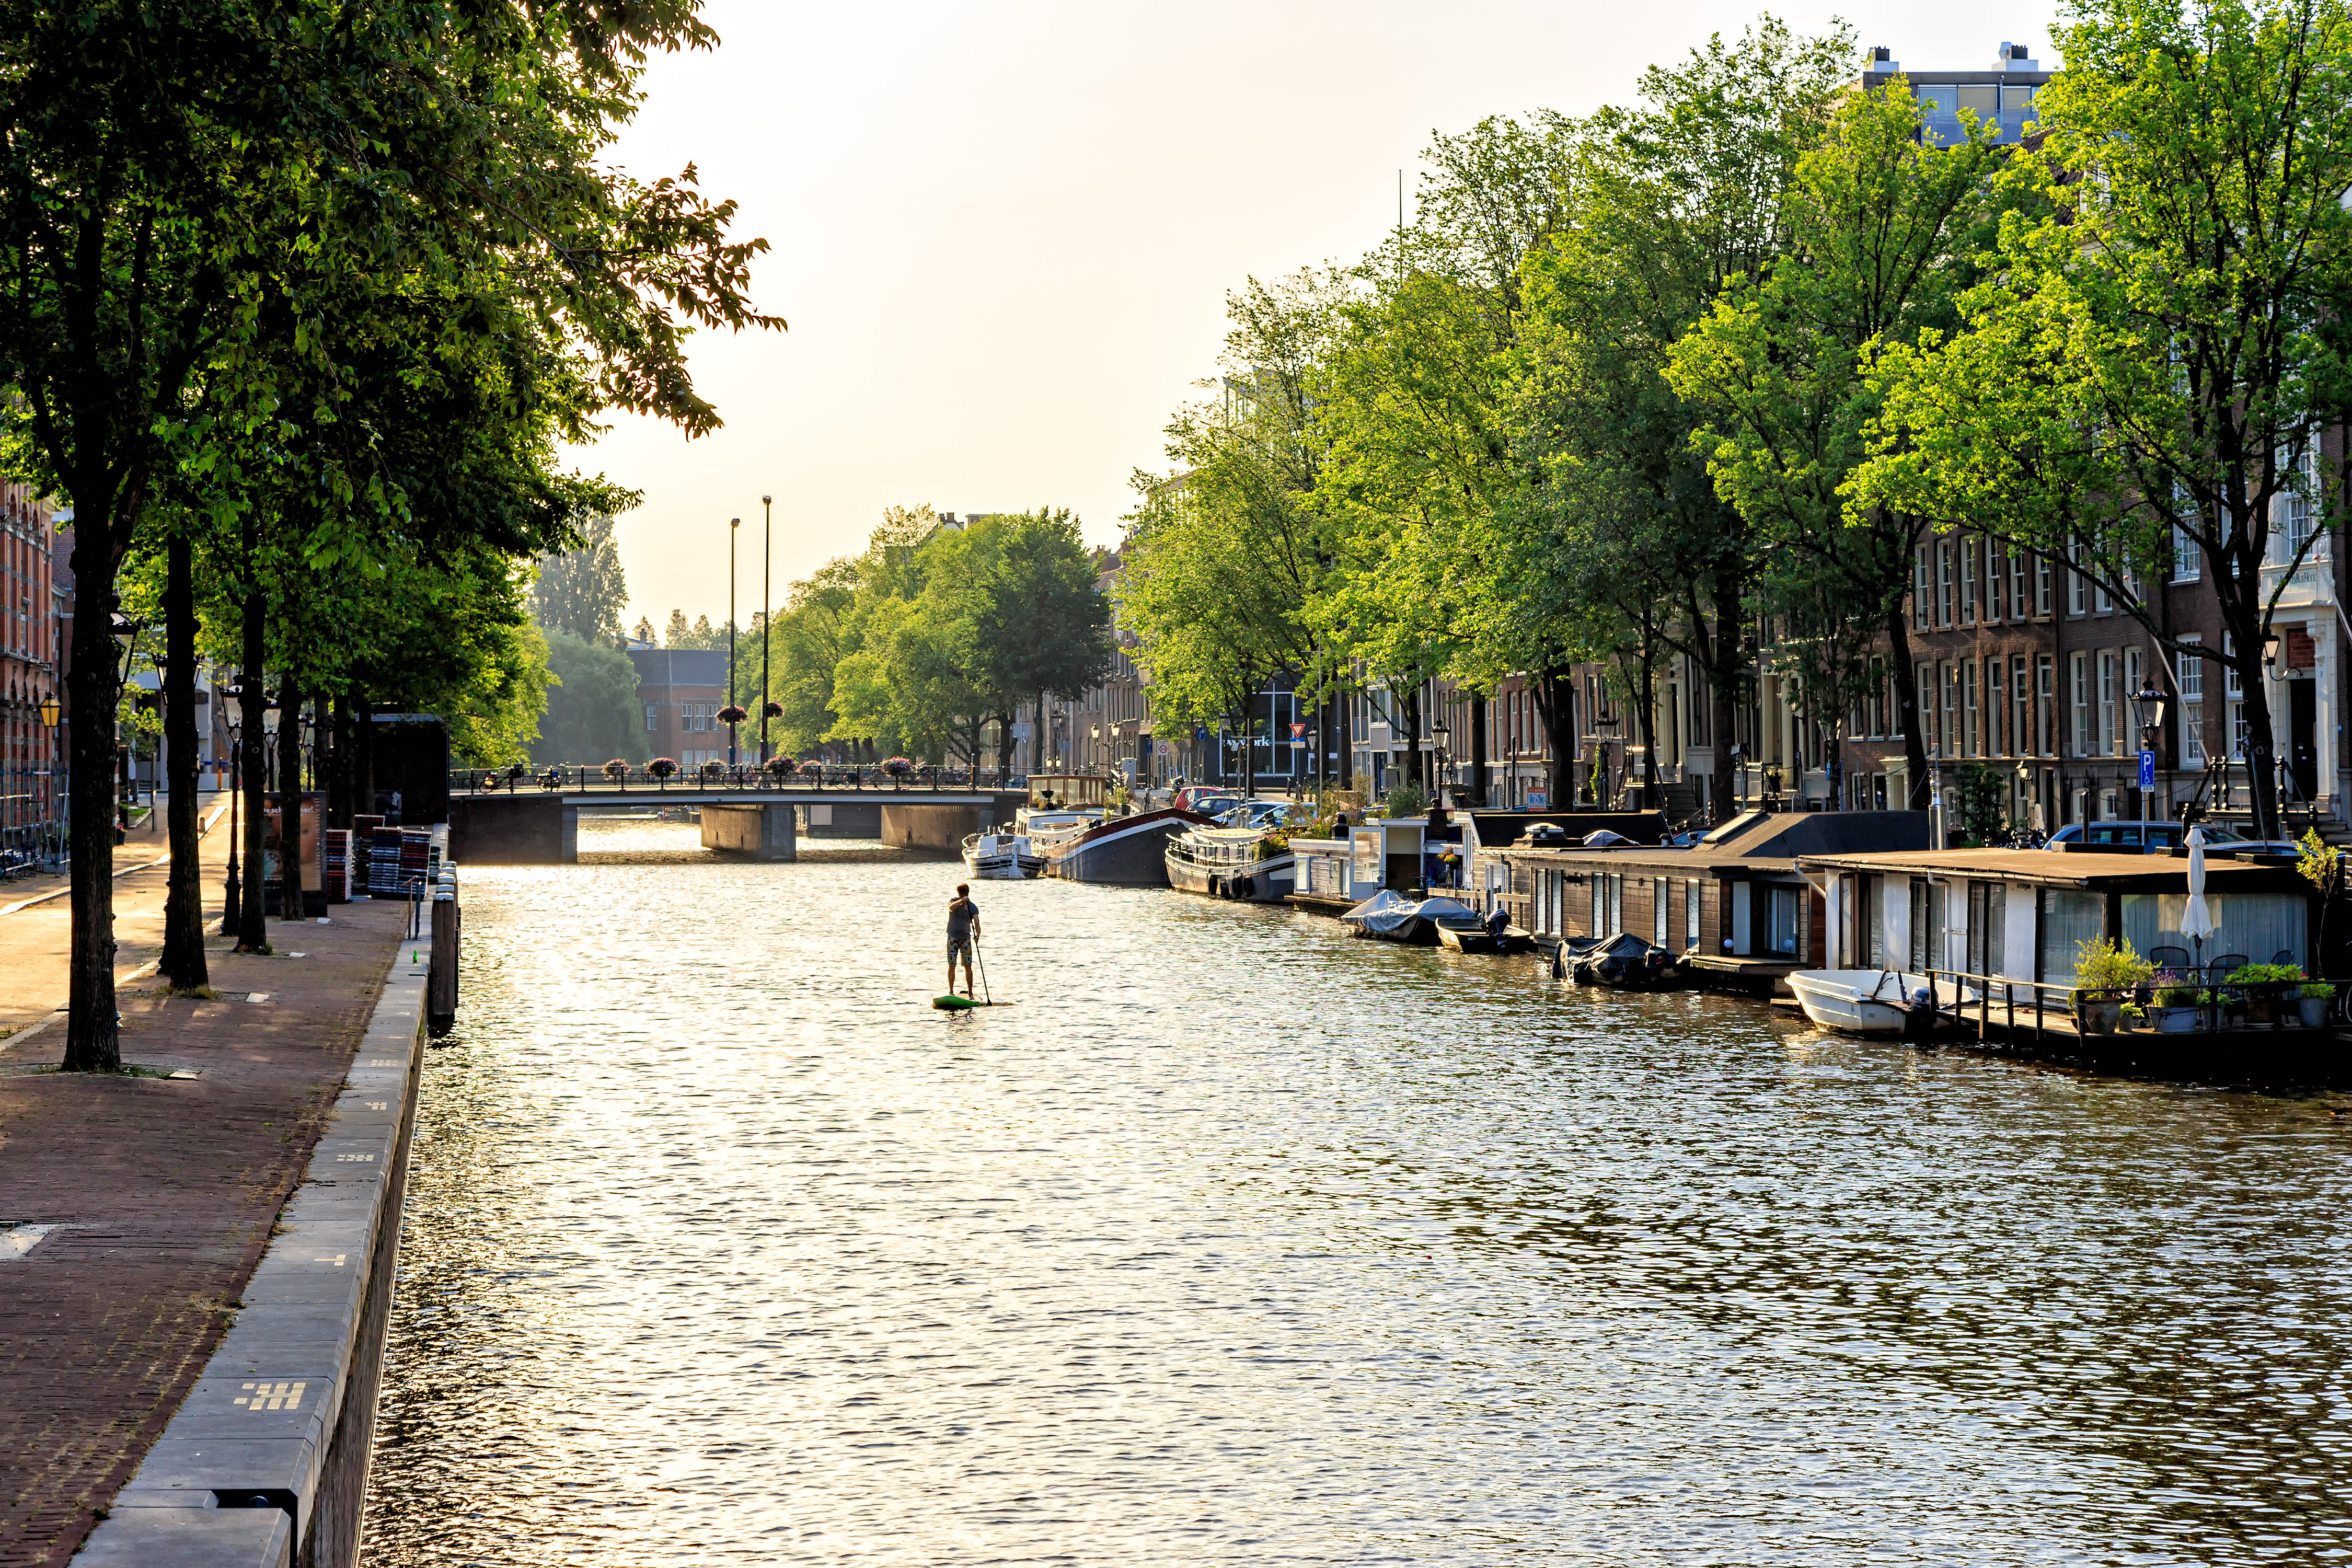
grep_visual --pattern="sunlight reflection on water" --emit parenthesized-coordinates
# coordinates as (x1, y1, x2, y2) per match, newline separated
(363, 819, 2352, 1565)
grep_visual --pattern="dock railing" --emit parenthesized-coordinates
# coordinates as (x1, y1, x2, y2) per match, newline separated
(1915, 967, 2341, 1043)
(448, 764, 1024, 795)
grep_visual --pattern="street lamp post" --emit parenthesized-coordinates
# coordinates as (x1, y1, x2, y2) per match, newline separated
(37, 693, 61, 875)
(1430, 717, 1451, 807)
(728, 516, 741, 767)
(759, 494, 773, 763)
(2132, 682, 2166, 849)
(1594, 712, 1621, 808)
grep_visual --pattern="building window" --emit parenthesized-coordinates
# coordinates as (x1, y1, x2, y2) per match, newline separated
(2012, 656, 2032, 761)
(1986, 656, 2007, 755)
(2036, 655, 2056, 756)
(2172, 518, 2201, 582)
(2034, 554, 2053, 616)
(2226, 637, 2247, 757)
(1917, 661, 1935, 752)
(2177, 641, 2205, 767)
(1767, 884, 1801, 956)
(2097, 650, 2120, 757)
(1962, 658, 1979, 757)
(1686, 878, 1701, 949)
(2070, 652, 2091, 757)
(2123, 647, 2143, 756)
(1913, 545, 1933, 631)
(2069, 537, 2088, 615)
(1654, 878, 1670, 947)
(644, 704, 658, 732)
(1936, 539, 1954, 627)
(1987, 542, 2007, 621)
(1960, 536, 1979, 624)
(2276, 446, 2321, 562)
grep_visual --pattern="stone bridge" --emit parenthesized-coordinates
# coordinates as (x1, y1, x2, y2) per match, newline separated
(448, 788, 1033, 864)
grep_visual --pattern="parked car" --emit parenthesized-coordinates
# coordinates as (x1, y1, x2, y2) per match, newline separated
(2046, 821, 2304, 856)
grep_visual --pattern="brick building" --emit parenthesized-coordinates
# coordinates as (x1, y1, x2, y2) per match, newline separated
(628, 647, 731, 768)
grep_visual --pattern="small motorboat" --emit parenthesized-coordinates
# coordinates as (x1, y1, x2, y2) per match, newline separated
(1787, 970, 1939, 1035)
(961, 829, 1043, 880)
(1568, 931, 1684, 989)
(1338, 891, 1475, 945)
(1434, 914, 1536, 955)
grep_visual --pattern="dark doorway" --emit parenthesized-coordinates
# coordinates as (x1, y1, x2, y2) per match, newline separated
(2289, 678, 2318, 802)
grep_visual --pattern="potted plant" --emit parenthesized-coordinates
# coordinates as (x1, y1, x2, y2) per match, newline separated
(603, 758, 629, 783)
(700, 759, 727, 782)
(718, 704, 747, 726)
(2227, 962, 2305, 1026)
(2299, 980, 2335, 1029)
(648, 756, 678, 787)
(2071, 937, 2153, 1036)
(2149, 971, 2203, 1033)
(883, 755, 914, 787)
(766, 754, 797, 780)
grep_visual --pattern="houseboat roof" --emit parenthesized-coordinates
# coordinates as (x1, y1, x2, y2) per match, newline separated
(1490, 810, 1931, 875)
(1794, 845, 2311, 892)
(1463, 810, 1668, 848)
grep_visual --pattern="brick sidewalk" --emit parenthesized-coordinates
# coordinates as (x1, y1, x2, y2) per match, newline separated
(0, 868, 413, 1566)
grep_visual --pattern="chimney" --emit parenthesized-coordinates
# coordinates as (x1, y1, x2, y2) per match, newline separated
(1870, 44, 1897, 73)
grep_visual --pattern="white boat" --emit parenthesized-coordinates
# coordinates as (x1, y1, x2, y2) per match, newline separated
(1787, 969, 1940, 1035)
(961, 830, 1043, 880)
(1338, 891, 1475, 945)
(1164, 823, 1297, 901)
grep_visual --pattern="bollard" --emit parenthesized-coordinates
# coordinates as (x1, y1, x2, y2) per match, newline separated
(428, 868, 459, 1036)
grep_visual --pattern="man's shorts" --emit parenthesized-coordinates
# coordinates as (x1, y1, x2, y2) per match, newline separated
(948, 933, 973, 963)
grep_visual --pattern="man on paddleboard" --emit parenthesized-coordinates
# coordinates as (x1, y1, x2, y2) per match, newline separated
(947, 883, 982, 998)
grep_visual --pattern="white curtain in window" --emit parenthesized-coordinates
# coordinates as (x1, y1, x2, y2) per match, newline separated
(2040, 890, 2105, 982)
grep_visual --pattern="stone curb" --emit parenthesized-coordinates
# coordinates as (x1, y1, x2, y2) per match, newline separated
(72, 930, 433, 1568)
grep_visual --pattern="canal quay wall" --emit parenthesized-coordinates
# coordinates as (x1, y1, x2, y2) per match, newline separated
(66, 919, 437, 1568)
(0, 884, 447, 1568)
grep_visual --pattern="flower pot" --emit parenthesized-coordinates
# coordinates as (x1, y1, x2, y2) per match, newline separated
(2299, 996, 2330, 1029)
(2076, 998, 2123, 1035)
(2246, 997, 2277, 1027)
(2152, 1006, 2202, 1034)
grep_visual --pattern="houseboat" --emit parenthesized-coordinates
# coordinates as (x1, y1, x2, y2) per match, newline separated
(1165, 822, 1297, 901)
(1041, 803, 1210, 886)
(1473, 810, 1932, 997)
(1792, 839, 2328, 1062)
(960, 828, 1044, 880)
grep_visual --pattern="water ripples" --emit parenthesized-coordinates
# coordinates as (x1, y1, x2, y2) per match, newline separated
(363, 820, 2352, 1565)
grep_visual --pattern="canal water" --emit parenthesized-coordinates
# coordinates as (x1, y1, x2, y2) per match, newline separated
(364, 818, 2352, 1565)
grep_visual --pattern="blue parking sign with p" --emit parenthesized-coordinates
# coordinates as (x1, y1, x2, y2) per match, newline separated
(2139, 750, 2156, 789)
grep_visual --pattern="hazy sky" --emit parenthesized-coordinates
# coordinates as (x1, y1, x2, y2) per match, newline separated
(583, 1, 2061, 631)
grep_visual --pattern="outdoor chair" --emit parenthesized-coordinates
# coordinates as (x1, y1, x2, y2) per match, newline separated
(2209, 954, 2249, 988)
(2274, 949, 2297, 966)
(2148, 946, 2190, 971)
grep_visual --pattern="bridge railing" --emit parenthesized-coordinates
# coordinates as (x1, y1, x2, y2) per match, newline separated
(449, 764, 1030, 797)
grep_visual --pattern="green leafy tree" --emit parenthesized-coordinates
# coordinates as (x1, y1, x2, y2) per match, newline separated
(532, 515, 631, 642)
(536, 628, 651, 766)
(1858, 0, 2352, 839)
(1665, 76, 2002, 808)
(971, 509, 1114, 775)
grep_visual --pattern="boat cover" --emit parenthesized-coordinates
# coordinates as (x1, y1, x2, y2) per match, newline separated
(1340, 891, 1473, 935)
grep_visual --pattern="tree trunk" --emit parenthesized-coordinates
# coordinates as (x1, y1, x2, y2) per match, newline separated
(328, 691, 354, 828)
(1884, 600, 1931, 813)
(278, 672, 303, 922)
(60, 538, 123, 1072)
(1636, 642, 1662, 809)
(1530, 666, 1575, 805)
(237, 582, 269, 953)
(1470, 692, 1491, 808)
(159, 531, 207, 989)
(354, 690, 375, 821)
(1401, 684, 1424, 794)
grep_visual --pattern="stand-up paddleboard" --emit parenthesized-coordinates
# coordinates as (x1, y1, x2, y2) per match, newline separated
(932, 995, 1013, 1010)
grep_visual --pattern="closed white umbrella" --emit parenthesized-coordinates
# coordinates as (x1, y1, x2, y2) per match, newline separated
(2182, 825, 2219, 1023)
(2182, 825, 2218, 944)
